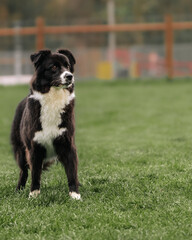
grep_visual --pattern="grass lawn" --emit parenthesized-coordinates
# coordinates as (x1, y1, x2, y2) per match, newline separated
(1, 80, 192, 239)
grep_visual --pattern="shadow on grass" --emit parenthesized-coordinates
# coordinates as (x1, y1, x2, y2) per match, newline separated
(2, 176, 129, 207)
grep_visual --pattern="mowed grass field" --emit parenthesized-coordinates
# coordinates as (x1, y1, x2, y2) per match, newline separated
(1, 80, 192, 240)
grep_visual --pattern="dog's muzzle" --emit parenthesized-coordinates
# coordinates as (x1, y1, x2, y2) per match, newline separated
(55, 71, 74, 89)
(65, 72, 73, 85)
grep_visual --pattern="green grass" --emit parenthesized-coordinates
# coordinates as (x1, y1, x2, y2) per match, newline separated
(1, 80, 192, 239)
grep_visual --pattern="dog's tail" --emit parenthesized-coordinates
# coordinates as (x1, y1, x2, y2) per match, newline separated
(42, 159, 56, 171)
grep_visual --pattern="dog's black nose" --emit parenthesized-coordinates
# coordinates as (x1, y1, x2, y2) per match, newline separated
(65, 73, 73, 82)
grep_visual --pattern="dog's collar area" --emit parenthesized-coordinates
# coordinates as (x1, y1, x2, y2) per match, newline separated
(53, 85, 68, 90)
(30, 85, 73, 97)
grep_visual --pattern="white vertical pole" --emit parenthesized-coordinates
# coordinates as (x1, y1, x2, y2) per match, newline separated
(14, 21, 22, 82)
(107, 0, 116, 79)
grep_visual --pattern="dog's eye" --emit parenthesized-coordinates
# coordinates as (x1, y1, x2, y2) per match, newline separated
(51, 65, 57, 71)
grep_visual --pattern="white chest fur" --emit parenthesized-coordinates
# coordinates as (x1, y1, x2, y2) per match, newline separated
(30, 87, 75, 153)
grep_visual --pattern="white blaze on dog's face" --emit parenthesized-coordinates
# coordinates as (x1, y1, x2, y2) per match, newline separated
(60, 70, 74, 87)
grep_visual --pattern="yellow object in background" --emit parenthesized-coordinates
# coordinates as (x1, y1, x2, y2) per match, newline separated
(130, 61, 139, 78)
(97, 61, 112, 80)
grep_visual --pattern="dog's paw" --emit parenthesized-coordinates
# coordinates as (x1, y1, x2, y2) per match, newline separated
(29, 190, 40, 198)
(69, 192, 81, 200)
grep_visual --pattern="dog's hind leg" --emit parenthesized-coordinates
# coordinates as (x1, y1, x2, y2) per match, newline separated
(16, 147, 28, 191)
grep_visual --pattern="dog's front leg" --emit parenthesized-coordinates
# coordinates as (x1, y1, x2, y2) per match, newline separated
(29, 143, 46, 198)
(66, 148, 81, 200)
(55, 142, 81, 200)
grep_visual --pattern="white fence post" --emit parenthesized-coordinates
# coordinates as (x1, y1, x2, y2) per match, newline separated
(14, 21, 22, 81)
(107, 0, 116, 79)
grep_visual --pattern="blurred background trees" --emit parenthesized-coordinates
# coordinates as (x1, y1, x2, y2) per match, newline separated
(0, 0, 191, 24)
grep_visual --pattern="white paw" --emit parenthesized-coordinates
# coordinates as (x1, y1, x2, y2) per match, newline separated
(29, 190, 40, 198)
(69, 192, 81, 200)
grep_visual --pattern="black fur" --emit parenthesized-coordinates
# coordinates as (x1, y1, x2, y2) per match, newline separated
(11, 49, 80, 196)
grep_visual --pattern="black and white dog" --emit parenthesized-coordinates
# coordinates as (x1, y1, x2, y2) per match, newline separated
(11, 49, 81, 200)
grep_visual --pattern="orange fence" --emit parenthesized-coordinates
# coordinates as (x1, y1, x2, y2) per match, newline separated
(1, 15, 192, 79)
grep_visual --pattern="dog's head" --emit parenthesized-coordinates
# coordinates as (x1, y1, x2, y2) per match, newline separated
(30, 49, 76, 93)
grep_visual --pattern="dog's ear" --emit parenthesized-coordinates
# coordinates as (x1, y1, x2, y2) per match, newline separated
(57, 49, 76, 72)
(30, 50, 51, 69)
